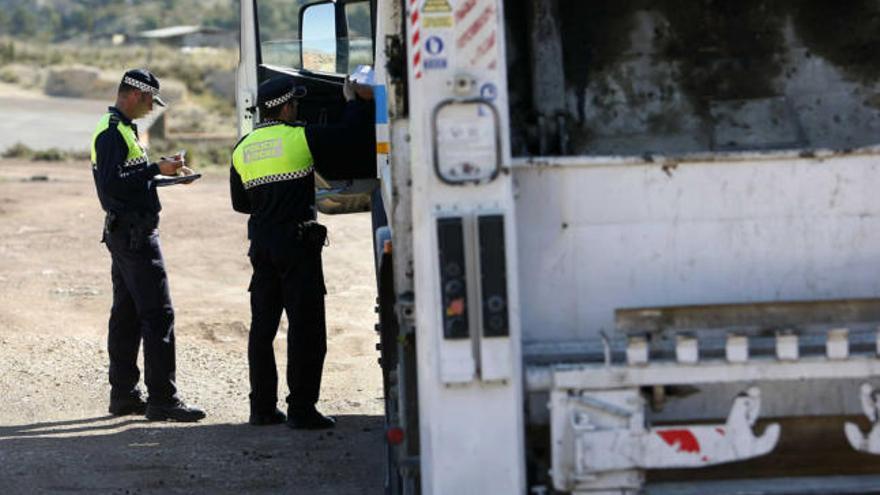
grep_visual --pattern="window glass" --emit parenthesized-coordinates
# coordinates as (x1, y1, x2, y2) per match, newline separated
(257, 0, 309, 68)
(345, 2, 373, 73)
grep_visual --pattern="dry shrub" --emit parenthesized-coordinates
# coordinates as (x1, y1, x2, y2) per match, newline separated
(2, 142, 34, 159)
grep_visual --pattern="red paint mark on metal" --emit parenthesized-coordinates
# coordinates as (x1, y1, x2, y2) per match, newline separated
(657, 430, 701, 454)
(455, 0, 478, 22)
(715, 427, 725, 436)
(411, 9, 419, 25)
(413, 51, 421, 66)
(470, 31, 496, 65)
(412, 30, 420, 46)
(457, 6, 494, 49)
(701, 455, 709, 462)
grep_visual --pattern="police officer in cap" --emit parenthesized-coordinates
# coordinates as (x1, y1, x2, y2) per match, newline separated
(91, 68, 205, 422)
(231, 75, 374, 429)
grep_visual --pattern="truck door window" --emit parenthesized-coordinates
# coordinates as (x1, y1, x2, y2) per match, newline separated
(344, 2, 373, 73)
(257, 0, 309, 69)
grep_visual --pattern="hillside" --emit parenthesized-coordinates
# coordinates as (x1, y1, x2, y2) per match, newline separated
(0, 0, 238, 41)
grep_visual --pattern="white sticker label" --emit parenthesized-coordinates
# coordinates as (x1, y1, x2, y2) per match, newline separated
(436, 104, 496, 182)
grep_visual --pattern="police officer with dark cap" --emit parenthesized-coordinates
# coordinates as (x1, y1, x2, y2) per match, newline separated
(230, 75, 374, 429)
(91, 68, 205, 422)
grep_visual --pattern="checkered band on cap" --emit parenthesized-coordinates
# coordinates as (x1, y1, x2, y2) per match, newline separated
(123, 76, 159, 94)
(263, 90, 296, 109)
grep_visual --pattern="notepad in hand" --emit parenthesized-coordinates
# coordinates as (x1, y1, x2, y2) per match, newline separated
(154, 173, 201, 187)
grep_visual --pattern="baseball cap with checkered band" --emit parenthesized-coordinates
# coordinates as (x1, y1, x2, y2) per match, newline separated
(120, 68, 167, 107)
(258, 75, 307, 112)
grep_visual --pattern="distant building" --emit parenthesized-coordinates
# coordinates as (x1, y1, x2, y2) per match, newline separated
(134, 25, 236, 49)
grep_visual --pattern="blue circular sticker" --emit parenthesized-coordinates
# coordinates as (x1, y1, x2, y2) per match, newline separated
(425, 36, 444, 55)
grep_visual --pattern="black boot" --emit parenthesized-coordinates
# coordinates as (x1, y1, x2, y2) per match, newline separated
(249, 408, 287, 426)
(146, 400, 206, 422)
(108, 391, 147, 416)
(286, 406, 335, 430)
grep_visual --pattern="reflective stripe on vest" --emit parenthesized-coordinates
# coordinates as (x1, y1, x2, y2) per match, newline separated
(231, 124, 314, 190)
(90, 113, 148, 171)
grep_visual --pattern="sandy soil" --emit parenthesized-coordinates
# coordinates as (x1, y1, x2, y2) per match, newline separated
(0, 159, 385, 494)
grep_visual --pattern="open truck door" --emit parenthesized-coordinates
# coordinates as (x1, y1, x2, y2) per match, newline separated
(238, 0, 377, 214)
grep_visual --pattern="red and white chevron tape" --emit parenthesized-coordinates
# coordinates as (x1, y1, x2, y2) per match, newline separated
(409, 0, 423, 79)
(455, 0, 497, 70)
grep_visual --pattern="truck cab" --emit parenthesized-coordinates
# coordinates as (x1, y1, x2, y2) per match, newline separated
(237, 0, 380, 215)
(239, 1, 880, 494)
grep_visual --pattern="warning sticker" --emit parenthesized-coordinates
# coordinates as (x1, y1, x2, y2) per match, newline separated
(422, 0, 452, 13)
(423, 16, 453, 28)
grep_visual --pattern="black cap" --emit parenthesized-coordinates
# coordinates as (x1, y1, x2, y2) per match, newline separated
(258, 76, 307, 111)
(120, 68, 166, 107)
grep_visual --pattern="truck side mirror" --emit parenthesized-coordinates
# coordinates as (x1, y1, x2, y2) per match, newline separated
(300, 2, 337, 72)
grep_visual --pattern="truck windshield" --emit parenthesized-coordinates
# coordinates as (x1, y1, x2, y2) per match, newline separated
(505, 0, 880, 157)
(257, 0, 373, 74)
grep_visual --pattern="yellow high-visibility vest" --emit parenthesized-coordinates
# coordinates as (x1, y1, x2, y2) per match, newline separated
(232, 123, 314, 190)
(90, 113, 148, 171)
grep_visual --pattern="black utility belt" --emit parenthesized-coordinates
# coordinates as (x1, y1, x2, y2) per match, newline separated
(249, 220, 328, 251)
(104, 211, 159, 232)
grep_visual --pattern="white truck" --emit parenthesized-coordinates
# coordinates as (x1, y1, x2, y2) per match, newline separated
(237, 1, 880, 493)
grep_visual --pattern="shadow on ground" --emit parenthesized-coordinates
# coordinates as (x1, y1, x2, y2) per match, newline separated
(0, 414, 385, 494)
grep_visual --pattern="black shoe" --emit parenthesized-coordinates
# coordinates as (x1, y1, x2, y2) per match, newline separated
(249, 408, 286, 426)
(286, 407, 335, 430)
(145, 400, 206, 422)
(109, 394, 147, 416)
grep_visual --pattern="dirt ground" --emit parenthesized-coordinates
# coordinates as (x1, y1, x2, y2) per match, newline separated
(0, 159, 385, 494)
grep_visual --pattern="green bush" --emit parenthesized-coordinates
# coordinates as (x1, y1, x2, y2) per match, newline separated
(68, 150, 92, 162)
(0, 40, 14, 64)
(0, 67, 19, 83)
(32, 148, 66, 161)
(2, 143, 69, 161)
(2, 142, 34, 159)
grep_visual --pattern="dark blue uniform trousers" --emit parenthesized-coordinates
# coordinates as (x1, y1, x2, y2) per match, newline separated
(105, 224, 178, 405)
(247, 241, 327, 414)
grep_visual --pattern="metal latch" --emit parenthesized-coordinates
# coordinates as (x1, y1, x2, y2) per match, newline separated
(845, 383, 880, 454)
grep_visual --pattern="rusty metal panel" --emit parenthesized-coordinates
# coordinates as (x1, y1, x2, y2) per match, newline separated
(616, 299, 880, 336)
(505, 0, 880, 156)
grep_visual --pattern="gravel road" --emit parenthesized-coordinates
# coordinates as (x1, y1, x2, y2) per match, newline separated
(0, 159, 386, 494)
(0, 84, 109, 152)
